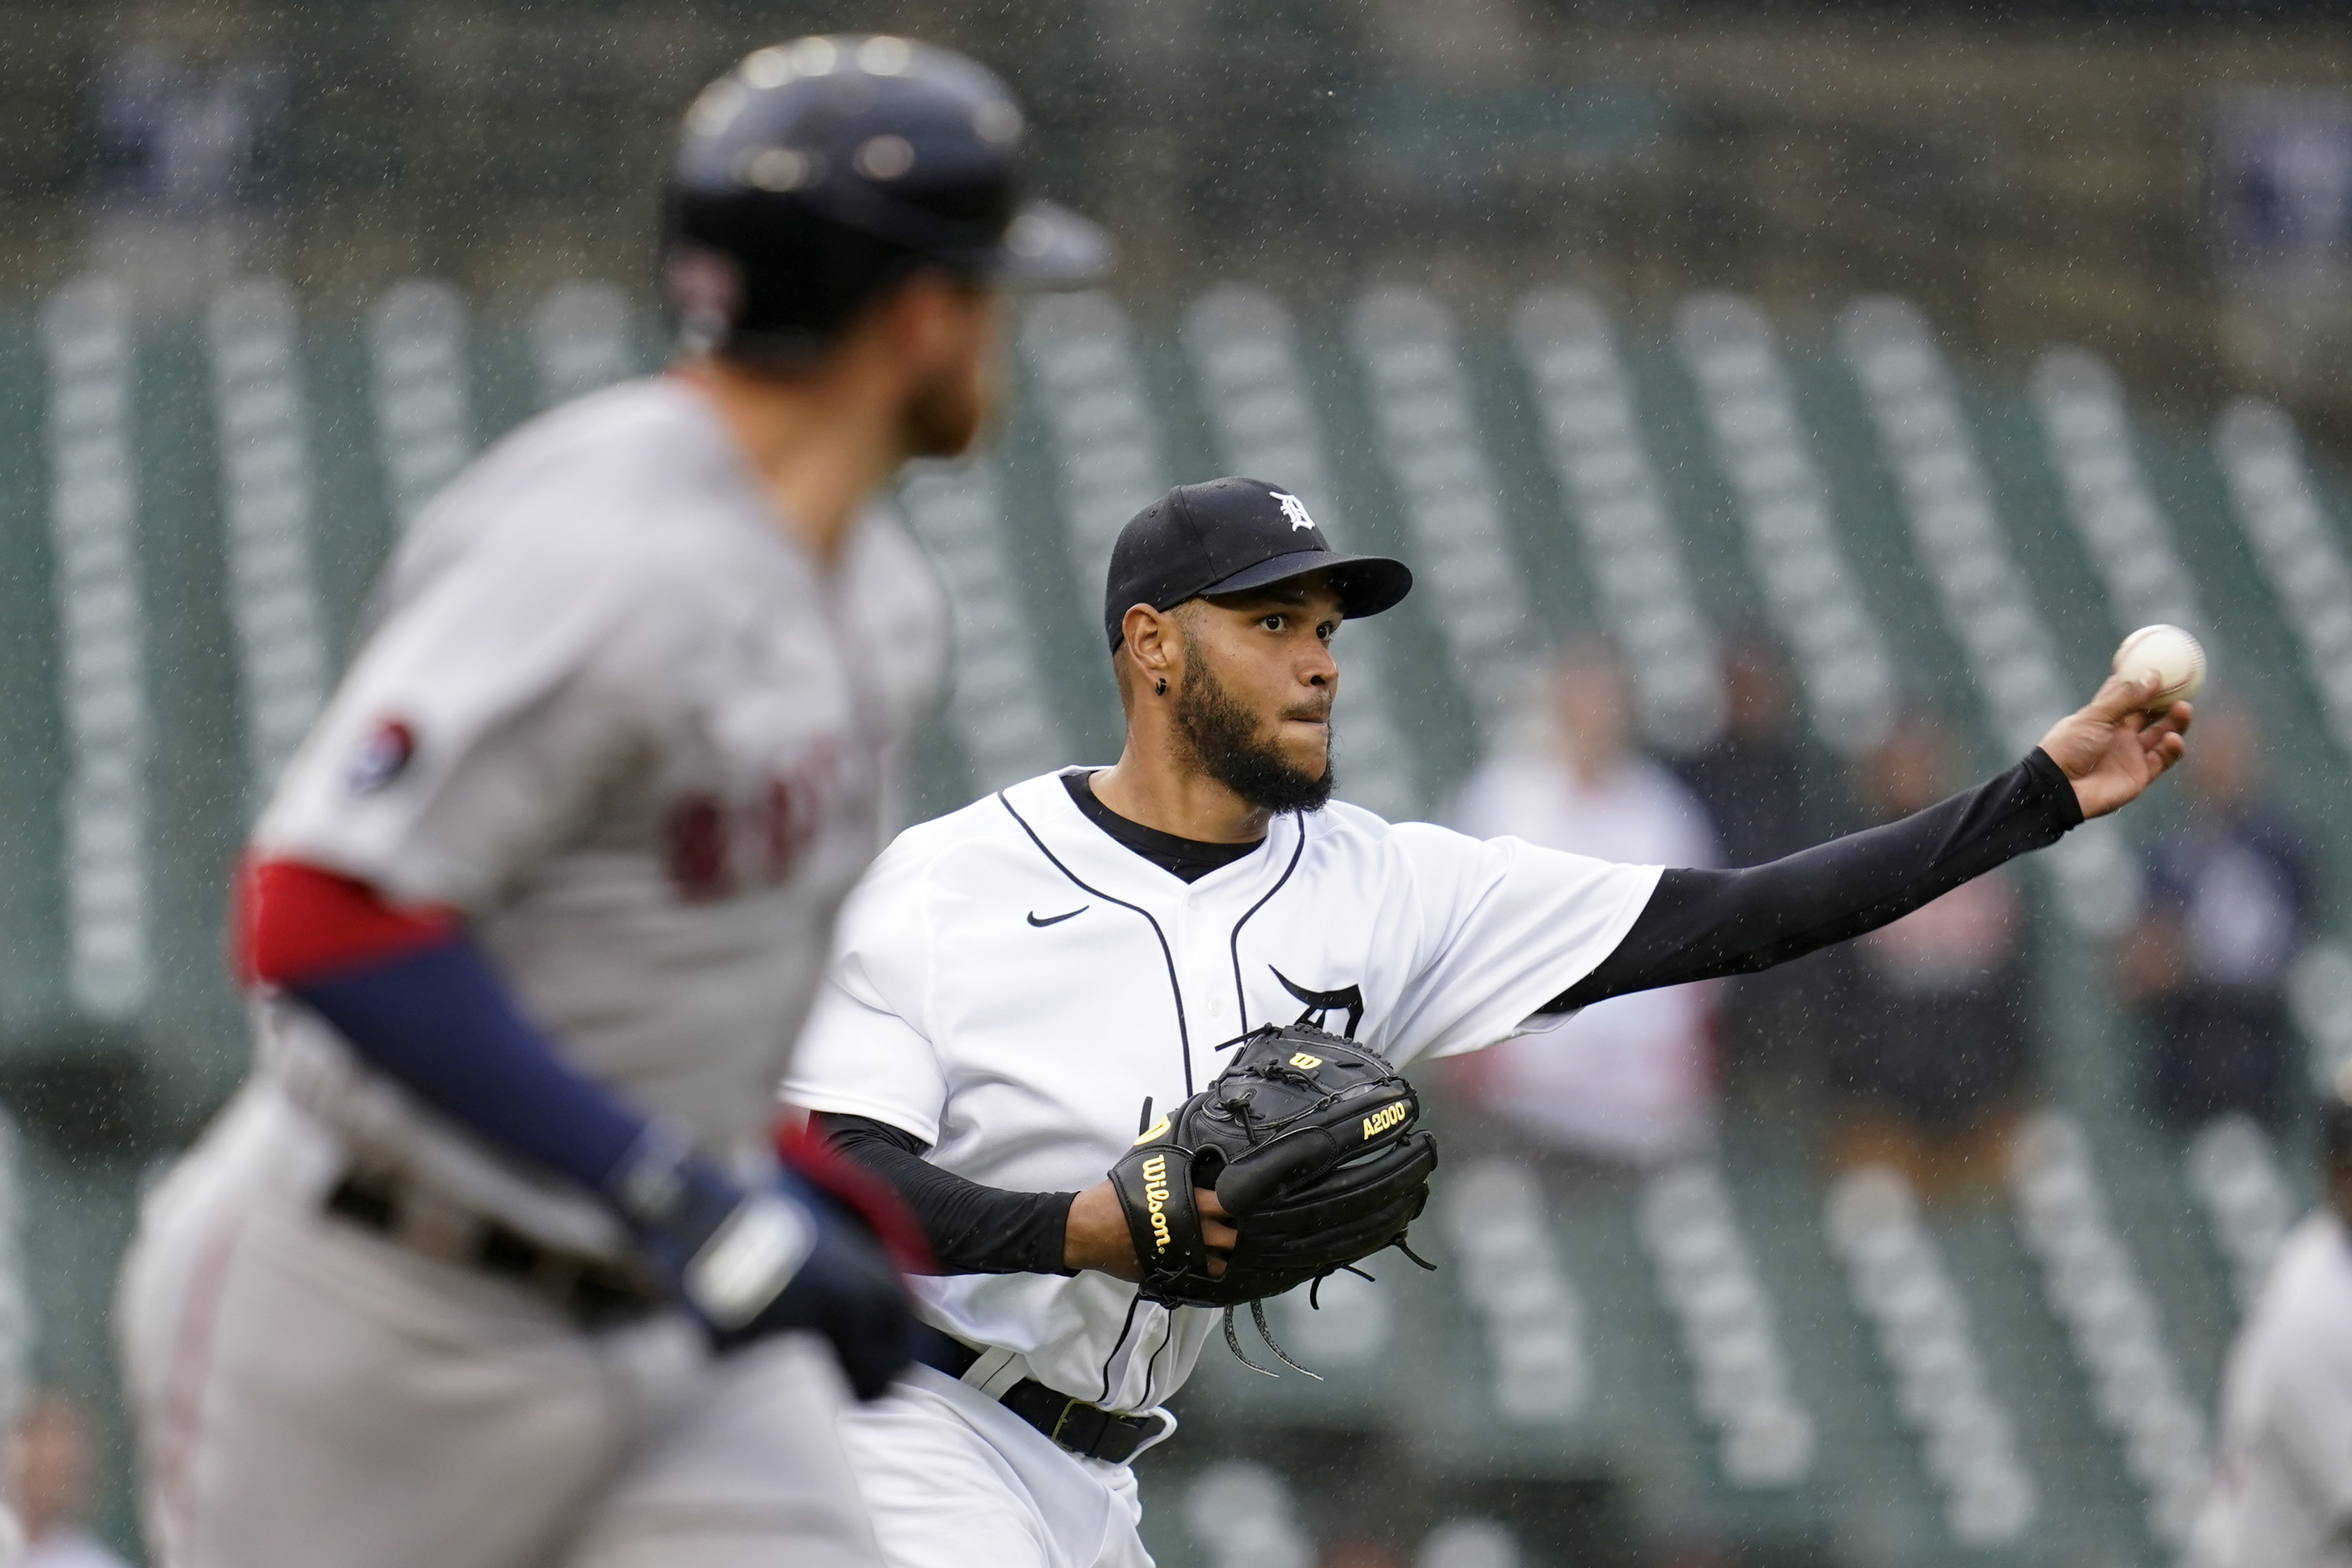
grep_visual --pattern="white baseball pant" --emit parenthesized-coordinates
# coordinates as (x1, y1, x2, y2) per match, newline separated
(838, 1363, 1160, 1568)
(115, 1085, 882, 1568)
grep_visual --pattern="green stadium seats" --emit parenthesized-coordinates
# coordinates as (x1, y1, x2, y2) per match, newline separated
(1673, 294, 1897, 758)
(38, 280, 151, 1026)
(1182, 287, 1419, 822)
(1347, 289, 1537, 761)
(1825, 1164, 2037, 1547)
(1512, 289, 1723, 753)
(203, 278, 330, 807)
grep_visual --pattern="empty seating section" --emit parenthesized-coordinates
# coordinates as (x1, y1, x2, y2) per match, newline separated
(1636, 1161, 1814, 1489)
(2215, 401, 2352, 760)
(1826, 1165, 2036, 1545)
(4, 274, 2348, 1567)
(2028, 349, 2204, 642)
(368, 281, 475, 529)
(898, 460, 1067, 794)
(2184, 1112, 2298, 1309)
(1441, 1158, 1592, 1427)
(205, 280, 329, 804)
(2005, 1110, 2207, 1545)
(1182, 287, 1419, 821)
(1675, 294, 1895, 758)
(1348, 289, 1538, 757)
(529, 283, 639, 413)
(1021, 292, 1168, 656)
(39, 280, 150, 1022)
(1512, 289, 1723, 753)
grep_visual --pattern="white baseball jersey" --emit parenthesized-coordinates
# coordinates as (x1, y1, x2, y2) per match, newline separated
(250, 375, 950, 1245)
(782, 768, 1660, 1411)
(2195, 1211, 2352, 1568)
(1448, 751, 1718, 1161)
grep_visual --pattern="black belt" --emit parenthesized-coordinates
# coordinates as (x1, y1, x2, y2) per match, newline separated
(325, 1167, 662, 1330)
(917, 1334, 1166, 1465)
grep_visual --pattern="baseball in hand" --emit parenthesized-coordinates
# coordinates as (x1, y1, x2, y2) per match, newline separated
(2111, 624, 2206, 710)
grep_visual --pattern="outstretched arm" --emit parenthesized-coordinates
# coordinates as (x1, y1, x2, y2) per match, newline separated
(1557, 673, 2190, 1010)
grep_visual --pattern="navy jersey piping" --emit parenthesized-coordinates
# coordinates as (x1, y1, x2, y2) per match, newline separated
(1227, 813, 1309, 1033)
(1098, 1290, 1143, 1406)
(1140, 1304, 1179, 1409)
(997, 791, 1195, 1097)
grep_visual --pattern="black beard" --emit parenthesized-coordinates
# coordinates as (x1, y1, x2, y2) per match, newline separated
(1171, 650, 1334, 813)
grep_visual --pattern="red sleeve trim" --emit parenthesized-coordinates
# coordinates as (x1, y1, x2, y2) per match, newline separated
(233, 857, 459, 987)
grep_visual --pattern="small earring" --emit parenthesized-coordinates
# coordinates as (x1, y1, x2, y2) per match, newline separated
(1154, 678, 1168, 696)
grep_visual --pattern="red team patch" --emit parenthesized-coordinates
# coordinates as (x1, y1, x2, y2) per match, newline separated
(347, 719, 418, 794)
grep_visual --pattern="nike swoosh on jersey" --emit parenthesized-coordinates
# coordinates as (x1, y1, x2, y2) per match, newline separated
(1026, 907, 1088, 927)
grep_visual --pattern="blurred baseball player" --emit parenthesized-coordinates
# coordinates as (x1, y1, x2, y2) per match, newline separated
(783, 475, 2193, 1567)
(2194, 1089, 2352, 1567)
(115, 37, 1104, 1568)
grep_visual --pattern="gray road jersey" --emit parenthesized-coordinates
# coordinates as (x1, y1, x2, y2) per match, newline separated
(252, 377, 950, 1241)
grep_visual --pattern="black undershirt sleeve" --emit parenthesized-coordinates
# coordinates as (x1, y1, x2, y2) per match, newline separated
(812, 1111, 1079, 1277)
(1553, 747, 2083, 1012)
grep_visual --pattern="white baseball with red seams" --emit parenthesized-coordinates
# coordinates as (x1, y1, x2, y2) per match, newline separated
(2111, 623, 2206, 711)
(112, 376, 950, 1568)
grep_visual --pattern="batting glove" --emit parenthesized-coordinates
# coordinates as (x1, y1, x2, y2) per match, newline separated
(609, 1124, 917, 1399)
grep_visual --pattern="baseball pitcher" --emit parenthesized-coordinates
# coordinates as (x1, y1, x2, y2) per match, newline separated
(784, 476, 2194, 1567)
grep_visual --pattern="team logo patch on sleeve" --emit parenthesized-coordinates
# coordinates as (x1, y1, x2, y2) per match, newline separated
(347, 719, 417, 794)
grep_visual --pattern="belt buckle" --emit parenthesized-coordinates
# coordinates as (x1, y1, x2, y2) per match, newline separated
(1047, 1396, 1084, 1447)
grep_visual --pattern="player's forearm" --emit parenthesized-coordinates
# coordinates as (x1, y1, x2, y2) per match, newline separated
(1557, 747, 2081, 1008)
(287, 938, 652, 1195)
(242, 858, 649, 1193)
(814, 1113, 1077, 1276)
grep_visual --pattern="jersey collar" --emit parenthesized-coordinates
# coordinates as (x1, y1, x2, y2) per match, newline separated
(998, 769, 1306, 908)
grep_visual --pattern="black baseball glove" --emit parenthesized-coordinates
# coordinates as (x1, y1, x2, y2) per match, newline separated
(1108, 1023, 1438, 1374)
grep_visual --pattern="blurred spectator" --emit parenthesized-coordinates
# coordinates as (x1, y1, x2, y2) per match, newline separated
(93, 44, 285, 217)
(11, 1391, 130, 1568)
(1672, 635, 1854, 1108)
(1322, 1536, 1408, 1568)
(1674, 636, 1843, 866)
(2115, 708, 2315, 1128)
(1448, 637, 1719, 1163)
(86, 36, 288, 307)
(1827, 715, 2034, 1192)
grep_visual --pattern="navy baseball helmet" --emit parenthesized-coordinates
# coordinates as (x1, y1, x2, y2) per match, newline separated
(663, 35, 1109, 368)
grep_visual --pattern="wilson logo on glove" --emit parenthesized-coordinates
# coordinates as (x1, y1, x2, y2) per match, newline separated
(1140, 1154, 1174, 1253)
(1106, 1023, 1438, 1379)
